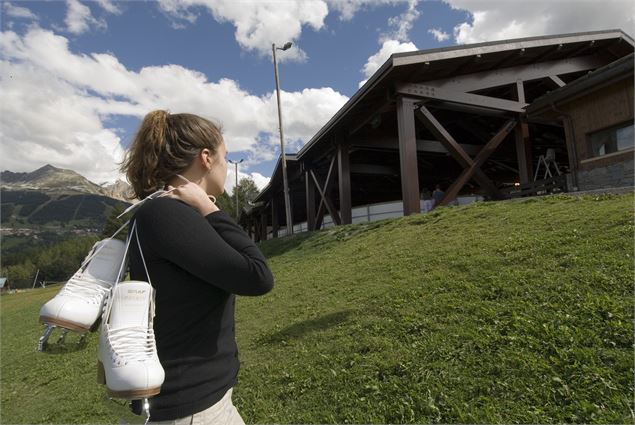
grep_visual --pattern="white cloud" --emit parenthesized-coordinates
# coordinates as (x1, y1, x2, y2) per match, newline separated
(95, 0, 123, 15)
(325, 0, 402, 21)
(156, 0, 328, 62)
(64, 0, 106, 34)
(383, 0, 420, 42)
(445, 0, 635, 44)
(3, 2, 38, 20)
(224, 168, 271, 195)
(360, 39, 417, 84)
(0, 28, 348, 184)
(428, 28, 450, 42)
(248, 172, 271, 191)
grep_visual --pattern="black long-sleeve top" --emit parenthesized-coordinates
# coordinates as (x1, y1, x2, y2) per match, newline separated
(127, 197, 274, 421)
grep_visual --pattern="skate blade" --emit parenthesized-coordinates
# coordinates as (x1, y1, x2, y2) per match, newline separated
(39, 316, 93, 333)
(106, 387, 161, 399)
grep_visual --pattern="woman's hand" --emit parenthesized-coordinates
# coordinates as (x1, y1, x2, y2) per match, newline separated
(166, 181, 219, 216)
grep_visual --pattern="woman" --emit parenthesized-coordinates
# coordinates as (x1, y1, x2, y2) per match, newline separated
(120, 110, 274, 424)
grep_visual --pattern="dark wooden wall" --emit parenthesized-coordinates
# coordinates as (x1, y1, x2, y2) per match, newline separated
(560, 78, 634, 170)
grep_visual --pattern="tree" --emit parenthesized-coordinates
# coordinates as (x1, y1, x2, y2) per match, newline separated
(217, 177, 260, 221)
(101, 203, 129, 241)
(215, 191, 234, 217)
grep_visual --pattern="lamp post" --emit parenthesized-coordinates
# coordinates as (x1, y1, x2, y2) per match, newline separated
(272, 41, 294, 236)
(228, 158, 244, 220)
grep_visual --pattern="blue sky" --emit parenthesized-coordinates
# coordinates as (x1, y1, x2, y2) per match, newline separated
(1, 0, 632, 192)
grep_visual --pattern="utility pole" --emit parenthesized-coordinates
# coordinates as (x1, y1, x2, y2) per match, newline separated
(228, 158, 244, 220)
(272, 41, 294, 236)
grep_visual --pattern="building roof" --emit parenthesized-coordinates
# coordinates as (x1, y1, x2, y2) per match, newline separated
(526, 52, 634, 116)
(294, 29, 633, 162)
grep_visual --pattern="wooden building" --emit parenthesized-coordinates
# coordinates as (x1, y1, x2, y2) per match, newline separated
(527, 53, 634, 191)
(242, 30, 634, 240)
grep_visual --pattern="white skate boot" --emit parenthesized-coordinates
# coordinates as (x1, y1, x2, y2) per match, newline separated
(97, 280, 164, 400)
(38, 238, 127, 351)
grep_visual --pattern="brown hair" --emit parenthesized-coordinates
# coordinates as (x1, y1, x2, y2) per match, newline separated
(121, 110, 223, 199)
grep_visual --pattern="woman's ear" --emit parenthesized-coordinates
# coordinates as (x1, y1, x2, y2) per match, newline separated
(200, 149, 212, 170)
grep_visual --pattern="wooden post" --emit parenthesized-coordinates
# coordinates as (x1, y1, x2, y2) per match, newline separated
(514, 118, 533, 184)
(260, 212, 267, 241)
(514, 80, 533, 185)
(305, 170, 316, 231)
(396, 97, 420, 215)
(254, 217, 260, 242)
(271, 197, 279, 238)
(337, 142, 352, 225)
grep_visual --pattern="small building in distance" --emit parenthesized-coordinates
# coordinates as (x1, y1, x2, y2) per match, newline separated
(527, 53, 634, 191)
(0, 277, 11, 294)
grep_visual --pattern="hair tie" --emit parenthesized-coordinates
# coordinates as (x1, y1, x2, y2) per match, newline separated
(209, 195, 216, 204)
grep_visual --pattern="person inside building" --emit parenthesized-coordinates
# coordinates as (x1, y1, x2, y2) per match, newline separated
(432, 184, 445, 207)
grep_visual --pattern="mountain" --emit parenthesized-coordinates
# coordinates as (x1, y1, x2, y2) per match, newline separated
(1, 165, 131, 241)
(100, 179, 133, 202)
(1, 164, 105, 195)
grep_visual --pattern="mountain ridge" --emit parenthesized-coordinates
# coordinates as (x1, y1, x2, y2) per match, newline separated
(1, 164, 131, 201)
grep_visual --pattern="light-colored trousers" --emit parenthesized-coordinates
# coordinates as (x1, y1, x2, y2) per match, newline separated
(149, 388, 245, 425)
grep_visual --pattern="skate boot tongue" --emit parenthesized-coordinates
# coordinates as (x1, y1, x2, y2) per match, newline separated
(110, 281, 151, 329)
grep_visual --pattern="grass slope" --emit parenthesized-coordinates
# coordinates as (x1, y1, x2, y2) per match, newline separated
(1, 193, 633, 424)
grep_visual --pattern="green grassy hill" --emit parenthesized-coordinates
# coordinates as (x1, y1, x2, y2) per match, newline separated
(1, 193, 633, 424)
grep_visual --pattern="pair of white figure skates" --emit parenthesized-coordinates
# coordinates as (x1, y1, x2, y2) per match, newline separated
(38, 220, 164, 415)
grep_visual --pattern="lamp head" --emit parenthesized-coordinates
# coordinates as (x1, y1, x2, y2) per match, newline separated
(281, 42, 292, 51)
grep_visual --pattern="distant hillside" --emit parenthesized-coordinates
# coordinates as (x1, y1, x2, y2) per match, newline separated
(0, 193, 632, 424)
(1, 164, 106, 194)
(0, 190, 127, 227)
(1, 165, 131, 260)
(1, 164, 131, 227)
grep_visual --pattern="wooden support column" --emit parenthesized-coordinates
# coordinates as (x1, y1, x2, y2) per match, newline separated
(513, 80, 533, 184)
(514, 119, 533, 184)
(337, 143, 352, 225)
(271, 197, 279, 238)
(305, 170, 316, 231)
(254, 218, 260, 242)
(260, 211, 267, 241)
(396, 97, 421, 216)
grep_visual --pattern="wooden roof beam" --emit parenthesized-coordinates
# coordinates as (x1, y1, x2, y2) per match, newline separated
(351, 137, 483, 156)
(396, 83, 528, 113)
(423, 55, 603, 92)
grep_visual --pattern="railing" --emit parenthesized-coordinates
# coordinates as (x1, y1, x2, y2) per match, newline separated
(270, 195, 484, 238)
(501, 175, 568, 198)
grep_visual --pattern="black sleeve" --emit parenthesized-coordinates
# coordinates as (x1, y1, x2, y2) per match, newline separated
(135, 197, 274, 296)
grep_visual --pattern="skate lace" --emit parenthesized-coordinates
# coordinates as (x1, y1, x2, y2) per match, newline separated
(109, 326, 157, 363)
(60, 276, 111, 303)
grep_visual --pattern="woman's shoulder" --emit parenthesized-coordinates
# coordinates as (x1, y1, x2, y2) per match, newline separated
(133, 196, 196, 222)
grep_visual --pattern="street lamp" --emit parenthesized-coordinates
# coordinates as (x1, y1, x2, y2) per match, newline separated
(272, 41, 294, 236)
(228, 158, 244, 220)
